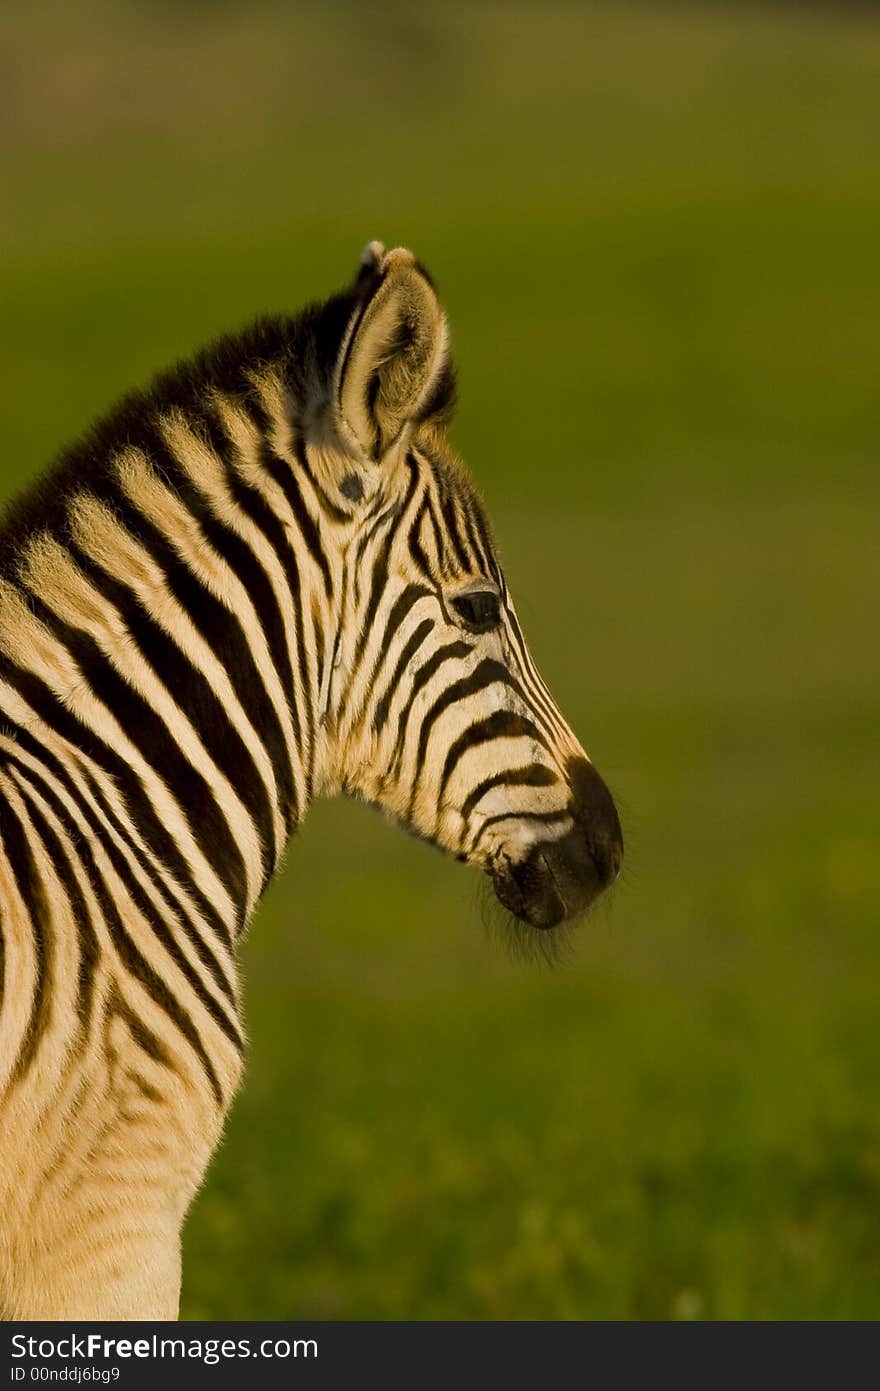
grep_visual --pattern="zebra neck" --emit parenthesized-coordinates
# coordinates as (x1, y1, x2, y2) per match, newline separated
(0, 387, 341, 942)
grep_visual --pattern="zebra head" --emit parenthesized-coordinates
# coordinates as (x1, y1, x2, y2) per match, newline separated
(315, 243, 623, 930)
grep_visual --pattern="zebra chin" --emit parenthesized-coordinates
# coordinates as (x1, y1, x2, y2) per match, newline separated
(491, 832, 617, 929)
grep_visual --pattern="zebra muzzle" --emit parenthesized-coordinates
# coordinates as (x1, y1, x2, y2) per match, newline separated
(491, 758, 623, 929)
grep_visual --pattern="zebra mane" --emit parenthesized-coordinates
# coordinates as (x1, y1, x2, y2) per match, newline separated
(0, 280, 456, 579)
(0, 298, 333, 573)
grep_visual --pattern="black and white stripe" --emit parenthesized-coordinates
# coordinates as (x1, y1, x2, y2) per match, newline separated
(0, 242, 621, 1319)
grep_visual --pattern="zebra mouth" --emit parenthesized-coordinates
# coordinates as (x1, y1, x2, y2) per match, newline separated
(490, 815, 622, 931)
(492, 849, 567, 930)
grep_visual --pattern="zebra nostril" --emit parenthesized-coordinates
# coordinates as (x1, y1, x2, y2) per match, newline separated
(565, 755, 623, 886)
(609, 837, 624, 878)
(589, 831, 624, 889)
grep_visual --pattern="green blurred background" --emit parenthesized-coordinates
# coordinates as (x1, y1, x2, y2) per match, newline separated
(2, 1, 879, 1319)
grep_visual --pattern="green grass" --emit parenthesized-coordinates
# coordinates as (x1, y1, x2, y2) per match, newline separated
(1, 1, 878, 1319)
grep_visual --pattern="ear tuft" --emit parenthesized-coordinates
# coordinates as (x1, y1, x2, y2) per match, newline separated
(360, 239, 386, 272)
(335, 246, 449, 459)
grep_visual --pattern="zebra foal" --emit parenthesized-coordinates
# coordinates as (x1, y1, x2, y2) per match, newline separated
(0, 243, 623, 1319)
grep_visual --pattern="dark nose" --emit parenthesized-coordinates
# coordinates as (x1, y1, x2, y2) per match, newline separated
(490, 756, 623, 929)
(566, 756, 624, 887)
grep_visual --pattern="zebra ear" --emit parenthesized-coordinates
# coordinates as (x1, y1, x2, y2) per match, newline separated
(335, 244, 449, 460)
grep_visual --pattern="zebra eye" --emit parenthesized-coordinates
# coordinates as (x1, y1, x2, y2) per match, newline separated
(450, 590, 502, 633)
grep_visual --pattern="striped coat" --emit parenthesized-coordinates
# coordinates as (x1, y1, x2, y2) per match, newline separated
(0, 243, 622, 1318)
